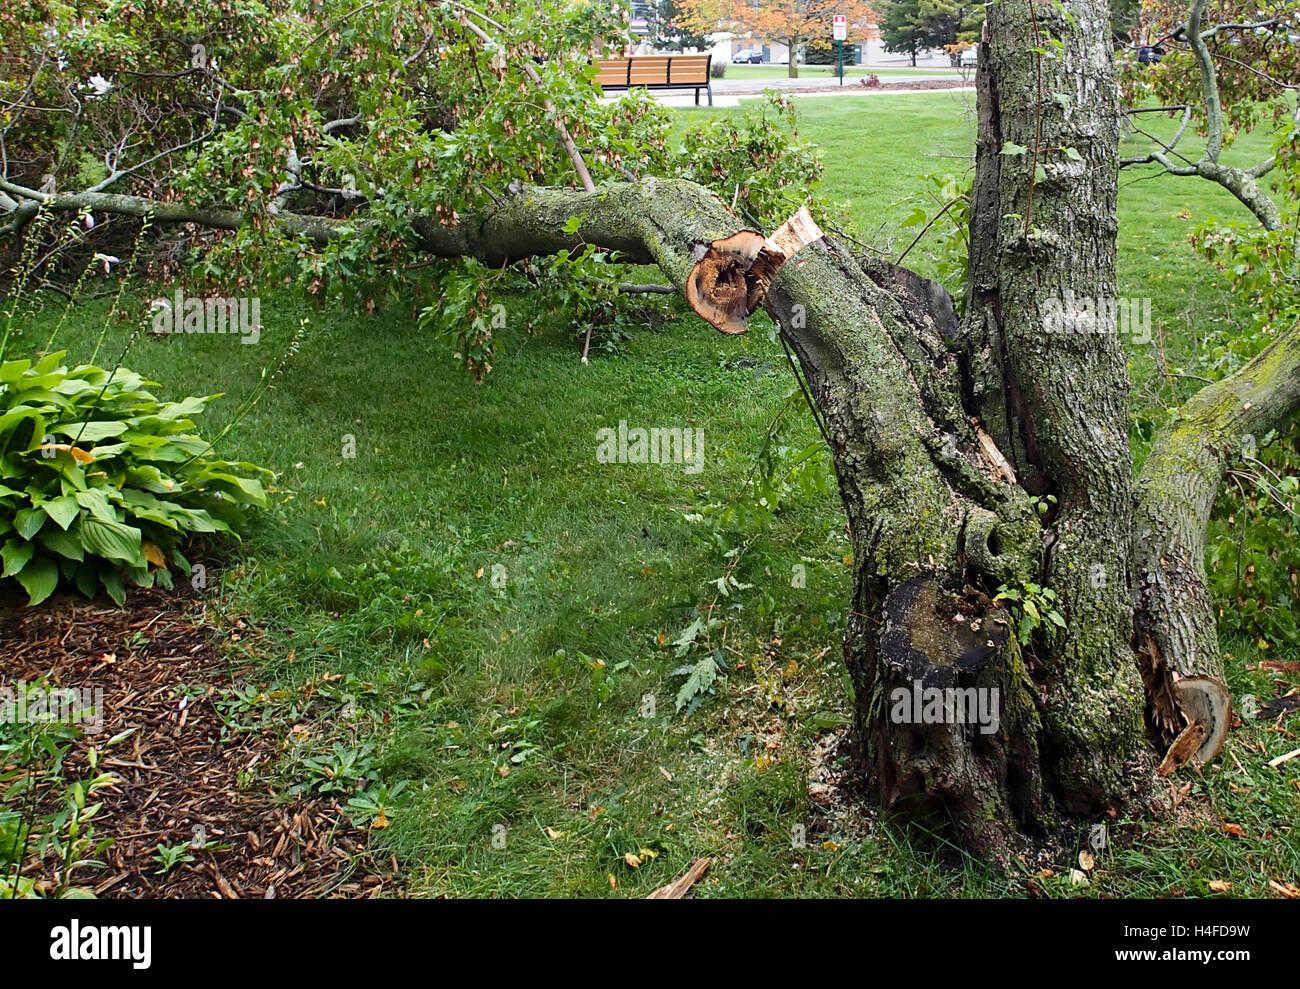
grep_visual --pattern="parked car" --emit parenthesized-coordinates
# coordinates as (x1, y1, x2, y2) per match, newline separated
(732, 48, 763, 64)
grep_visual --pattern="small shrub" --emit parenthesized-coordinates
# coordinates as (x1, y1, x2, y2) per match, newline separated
(0, 351, 270, 605)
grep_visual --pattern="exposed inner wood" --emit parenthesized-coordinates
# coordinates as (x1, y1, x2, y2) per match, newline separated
(880, 578, 1009, 685)
(685, 206, 825, 335)
(1169, 675, 1231, 769)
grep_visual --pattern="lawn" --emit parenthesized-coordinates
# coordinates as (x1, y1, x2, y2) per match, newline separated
(11, 93, 1298, 897)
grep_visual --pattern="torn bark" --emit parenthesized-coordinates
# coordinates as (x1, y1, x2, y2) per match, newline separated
(874, 578, 1048, 843)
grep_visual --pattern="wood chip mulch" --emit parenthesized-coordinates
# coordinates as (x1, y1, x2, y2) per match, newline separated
(1, 588, 402, 898)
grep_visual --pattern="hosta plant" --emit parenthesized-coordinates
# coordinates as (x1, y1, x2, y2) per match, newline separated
(0, 352, 270, 606)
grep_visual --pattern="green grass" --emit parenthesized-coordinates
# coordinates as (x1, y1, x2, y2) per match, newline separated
(8, 93, 1298, 898)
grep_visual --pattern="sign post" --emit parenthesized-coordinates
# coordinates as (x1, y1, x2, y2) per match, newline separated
(832, 14, 847, 85)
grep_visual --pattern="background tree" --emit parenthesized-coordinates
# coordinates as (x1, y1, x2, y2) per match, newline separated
(648, 0, 715, 50)
(676, 0, 876, 76)
(1118, 0, 1299, 229)
(880, 0, 969, 65)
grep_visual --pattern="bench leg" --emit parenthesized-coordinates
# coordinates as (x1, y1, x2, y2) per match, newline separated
(706, 83, 713, 107)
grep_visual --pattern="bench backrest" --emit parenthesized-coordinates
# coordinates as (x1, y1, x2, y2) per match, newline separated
(594, 54, 711, 88)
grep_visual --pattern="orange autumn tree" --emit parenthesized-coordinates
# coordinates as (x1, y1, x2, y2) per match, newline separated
(677, 0, 876, 77)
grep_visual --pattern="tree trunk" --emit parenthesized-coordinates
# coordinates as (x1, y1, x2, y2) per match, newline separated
(834, 0, 1158, 860)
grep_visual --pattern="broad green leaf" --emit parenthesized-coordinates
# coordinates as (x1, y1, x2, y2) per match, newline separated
(40, 526, 85, 562)
(674, 654, 721, 713)
(100, 568, 126, 606)
(40, 494, 80, 530)
(52, 421, 129, 443)
(672, 616, 705, 658)
(2, 539, 35, 577)
(75, 488, 119, 522)
(16, 557, 58, 606)
(14, 508, 45, 540)
(79, 517, 144, 566)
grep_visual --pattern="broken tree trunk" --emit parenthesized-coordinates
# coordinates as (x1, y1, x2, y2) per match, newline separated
(874, 578, 1048, 839)
(1132, 323, 1300, 770)
(684, 207, 825, 335)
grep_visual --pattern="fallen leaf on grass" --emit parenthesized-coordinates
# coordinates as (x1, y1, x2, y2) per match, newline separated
(1269, 879, 1299, 899)
(1222, 823, 1245, 837)
(1208, 880, 1232, 893)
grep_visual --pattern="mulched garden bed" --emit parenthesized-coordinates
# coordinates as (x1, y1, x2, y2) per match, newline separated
(1, 588, 400, 898)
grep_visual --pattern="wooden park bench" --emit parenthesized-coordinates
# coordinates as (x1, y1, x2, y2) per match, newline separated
(595, 54, 713, 106)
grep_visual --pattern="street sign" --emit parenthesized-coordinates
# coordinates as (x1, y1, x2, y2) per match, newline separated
(833, 15, 847, 84)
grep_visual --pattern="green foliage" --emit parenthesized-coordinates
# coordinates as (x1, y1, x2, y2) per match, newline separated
(1193, 120, 1300, 648)
(880, 0, 977, 61)
(900, 172, 972, 302)
(525, 244, 669, 357)
(417, 258, 507, 381)
(703, 390, 834, 533)
(0, 352, 270, 605)
(151, 842, 196, 875)
(804, 41, 860, 66)
(1206, 431, 1300, 647)
(1192, 120, 1300, 346)
(672, 651, 725, 714)
(676, 92, 825, 227)
(0, 699, 121, 898)
(993, 581, 1066, 644)
(1119, 1, 1300, 145)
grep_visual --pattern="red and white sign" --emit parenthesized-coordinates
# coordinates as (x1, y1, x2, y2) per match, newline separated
(832, 14, 847, 40)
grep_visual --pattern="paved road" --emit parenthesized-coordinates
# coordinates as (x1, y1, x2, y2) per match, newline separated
(711, 69, 971, 93)
(597, 59, 974, 109)
(646, 77, 974, 109)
